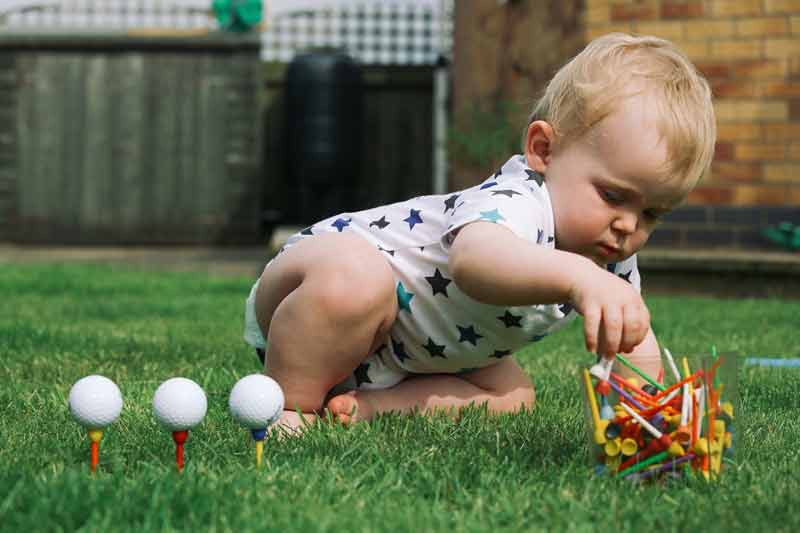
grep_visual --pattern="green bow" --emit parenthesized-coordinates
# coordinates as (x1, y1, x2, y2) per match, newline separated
(212, 0, 262, 33)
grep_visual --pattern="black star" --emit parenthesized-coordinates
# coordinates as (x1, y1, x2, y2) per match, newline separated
(424, 268, 452, 297)
(369, 216, 390, 230)
(457, 324, 483, 346)
(491, 189, 522, 198)
(497, 310, 523, 328)
(443, 194, 460, 213)
(422, 337, 447, 358)
(490, 349, 513, 359)
(354, 363, 372, 387)
(606, 262, 618, 273)
(391, 337, 411, 362)
(300, 226, 314, 235)
(618, 271, 633, 283)
(373, 344, 387, 363)
(479, 181, 498, 190)
(492, 167, 503, 179)
(547, 235, 554, 243)
(378, 245, 395, 256)
(558, 302, 574, 316)
(525, 169, 544, 186)
(419, 246, 425, 252)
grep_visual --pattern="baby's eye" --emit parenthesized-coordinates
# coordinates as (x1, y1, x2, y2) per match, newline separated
(601, 189, 624, 204)
(643, 209, 663, 221)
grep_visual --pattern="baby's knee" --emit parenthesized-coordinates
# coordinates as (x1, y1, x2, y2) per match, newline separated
(309, 254, 396, 321)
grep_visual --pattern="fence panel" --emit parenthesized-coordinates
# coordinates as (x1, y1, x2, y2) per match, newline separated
(1, 34, 263, 244)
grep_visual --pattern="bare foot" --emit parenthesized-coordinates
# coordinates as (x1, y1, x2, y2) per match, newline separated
(270, 409, 319, 437)
(326, 390, 375, 425)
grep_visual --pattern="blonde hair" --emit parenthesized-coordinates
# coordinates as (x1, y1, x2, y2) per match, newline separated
(527, 33, 716, 191)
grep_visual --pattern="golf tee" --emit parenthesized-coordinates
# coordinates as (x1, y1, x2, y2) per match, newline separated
(173, 430, 188, 472)
(88, 429, 103, 474)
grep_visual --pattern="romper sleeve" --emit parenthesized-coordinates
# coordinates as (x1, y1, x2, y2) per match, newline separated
(607, 254, 641, 292)
(440, 180, 550, 250)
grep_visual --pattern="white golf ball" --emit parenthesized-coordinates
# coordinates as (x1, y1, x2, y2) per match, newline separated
(228, 374, 285, 429)
(152, 377, 207, 431)
(68, 375, 123, 429)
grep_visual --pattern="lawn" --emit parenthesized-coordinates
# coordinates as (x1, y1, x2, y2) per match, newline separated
(1, 262, 800, 532)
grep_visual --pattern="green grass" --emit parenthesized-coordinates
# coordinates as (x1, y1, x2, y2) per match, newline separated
(2, 262, 800, 532)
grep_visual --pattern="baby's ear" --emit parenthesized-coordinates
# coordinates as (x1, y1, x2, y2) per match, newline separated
(524, 120, 554, 173)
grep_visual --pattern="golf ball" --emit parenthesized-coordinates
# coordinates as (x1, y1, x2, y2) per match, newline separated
(152, 377, 207, 431)
(228, 374, 285, 429)
(68, 375, 123, 429)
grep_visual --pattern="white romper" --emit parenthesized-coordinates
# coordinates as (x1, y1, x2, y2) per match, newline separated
(244, 154, 641, 391)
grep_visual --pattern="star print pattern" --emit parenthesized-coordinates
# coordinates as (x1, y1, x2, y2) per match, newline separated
(424, 268, 451, 297)
(443, 194, 460, 213)
(457, 325, 483, 345)
(492, 189, 522, 198)
(391, 337, 411, 362)
(403, 209, 423, 230)
(479, 209, 505, 223)
(260, 154, 641, 380)
(369, 216, 390, 229)
(331, 217, 351, 232)
(498, 310, 523, 328)
(396, 282, 414, 312)
(423, 337, 447, 358)
(525, 169, 544, 186)
(354, 363, 373, 387)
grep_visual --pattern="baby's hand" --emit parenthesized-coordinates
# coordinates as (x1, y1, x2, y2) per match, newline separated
(569, 265, 650, 358)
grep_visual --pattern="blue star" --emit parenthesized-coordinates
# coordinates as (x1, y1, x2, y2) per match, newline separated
(479, 209, 505, 223)
(331, 218, 351, 232)
(537, 229, 544, 244)
(480, 181, 498, 190)
(396, 282, 414, 312)
(403, 209, 424, 230)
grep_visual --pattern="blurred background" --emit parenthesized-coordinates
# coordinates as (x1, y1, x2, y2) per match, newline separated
(0, 0, 797, 258)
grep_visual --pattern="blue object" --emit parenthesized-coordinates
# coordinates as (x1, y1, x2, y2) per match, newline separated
(745, 358, 800, 368)
(251, 428, 267, 441)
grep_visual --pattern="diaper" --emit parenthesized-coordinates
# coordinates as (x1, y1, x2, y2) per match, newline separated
(243, 277, 267, 350)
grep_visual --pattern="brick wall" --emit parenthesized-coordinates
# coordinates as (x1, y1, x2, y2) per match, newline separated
(453, 1, 800, 249)
(583, 0, 800, 248)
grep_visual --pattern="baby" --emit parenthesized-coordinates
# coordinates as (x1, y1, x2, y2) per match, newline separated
(243, 33, 716, 431)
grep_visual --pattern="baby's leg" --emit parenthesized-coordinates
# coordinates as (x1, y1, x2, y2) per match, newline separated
(328, 356, 535, 424)
(255, 232, 397, 430)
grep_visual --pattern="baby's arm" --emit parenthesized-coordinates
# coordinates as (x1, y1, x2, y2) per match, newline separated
(449, 221, 650, 357)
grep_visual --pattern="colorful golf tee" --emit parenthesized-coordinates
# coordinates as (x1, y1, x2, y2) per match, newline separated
(583, 349, 735, 482)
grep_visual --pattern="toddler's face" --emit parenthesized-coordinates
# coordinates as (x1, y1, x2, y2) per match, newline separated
(535, 94, 686, 265)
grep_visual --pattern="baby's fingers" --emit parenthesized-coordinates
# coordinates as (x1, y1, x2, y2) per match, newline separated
(620, 302, 650, 353)
(598, 306, 623, 358)
(582, 304, 601, 354)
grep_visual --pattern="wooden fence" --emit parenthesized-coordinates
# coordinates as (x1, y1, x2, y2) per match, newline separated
(0, 33, 436, 244)
(0, 32, 263, 244)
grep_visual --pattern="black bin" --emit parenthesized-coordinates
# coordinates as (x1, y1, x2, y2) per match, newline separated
(285, 50, 363, 224)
